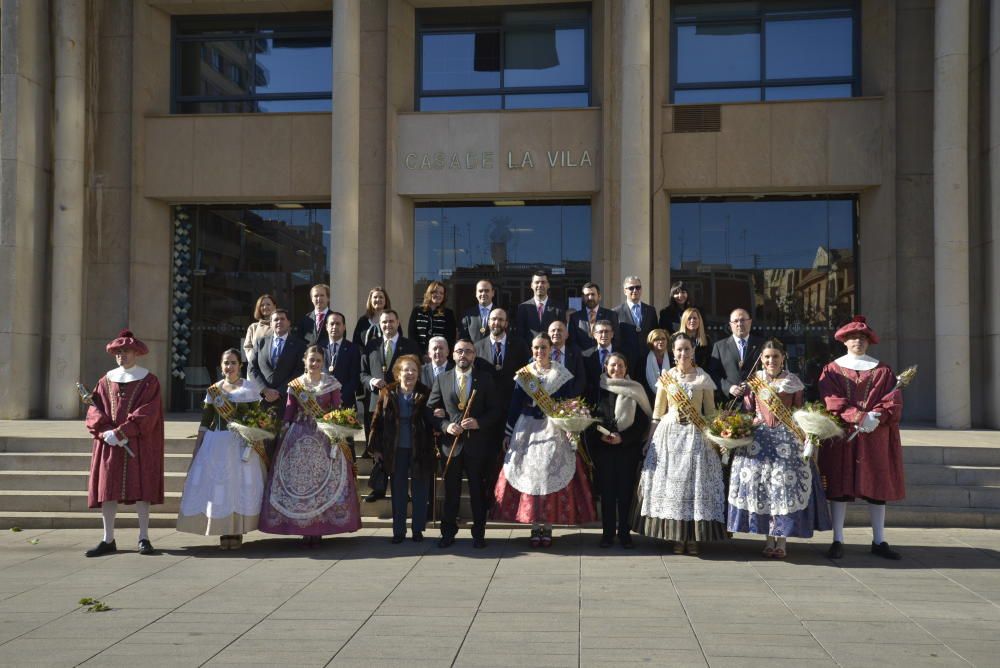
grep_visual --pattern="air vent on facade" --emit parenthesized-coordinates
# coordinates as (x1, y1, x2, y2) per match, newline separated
(673, 105, 721, 133)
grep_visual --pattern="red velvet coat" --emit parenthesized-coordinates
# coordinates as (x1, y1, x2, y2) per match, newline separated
(818, 362, 905, 501)
(85, 372, 165, 508)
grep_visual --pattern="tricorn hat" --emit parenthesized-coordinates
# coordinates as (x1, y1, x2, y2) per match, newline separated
(106, 329, 149, 355)
(834, 316, 879, 345)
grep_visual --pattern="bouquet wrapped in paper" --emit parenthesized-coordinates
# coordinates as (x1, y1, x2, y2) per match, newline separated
(227, 404, 278, 462)
(317, 407, 363, 459)
(792, 401, 844, 460)
(704, 410, 755, 462)
(546, 397, 596, 449)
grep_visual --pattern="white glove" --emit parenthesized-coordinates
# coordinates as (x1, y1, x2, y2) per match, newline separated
(859, 411, 882, 433)
(101, 430, 119, 446)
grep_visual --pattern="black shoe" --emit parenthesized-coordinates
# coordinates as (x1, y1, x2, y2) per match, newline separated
(364, 492, 386, 503)
(826, 541, 844, 559)
(412, 531, 424, 543)
(137, 539, 155, 555)
(85, 540, 117, 557)
(620, 535, 635, 549)
(391, 535, 405, 544)
(871, 541, 902, 560)
(438, 535, 455, 548)
(473, 537, 487, 549)
(599, 535, 614, 548)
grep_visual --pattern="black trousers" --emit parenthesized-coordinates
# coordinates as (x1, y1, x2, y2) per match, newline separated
(391, 448, 430, 538)
(591, 442, 642, 538)
(440, 448, 492, 539)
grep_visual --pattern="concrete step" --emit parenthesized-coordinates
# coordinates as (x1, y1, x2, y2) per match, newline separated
(0, 470, 191, 492)
(904, 464, 1000, 486)
(0, 452, 193, 473)
(845, 504, 1000, 529)
(900, 485, 1000, 509)
(903, 445, 1000, 467)
(0, 437, 195, 454)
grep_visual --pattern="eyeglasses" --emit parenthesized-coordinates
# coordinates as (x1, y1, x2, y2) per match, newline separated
(625, 286, 642, 291)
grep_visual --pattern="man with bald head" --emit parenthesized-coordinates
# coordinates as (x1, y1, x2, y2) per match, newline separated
(547, 320, 586, 398)
(708, 308, 766, 401)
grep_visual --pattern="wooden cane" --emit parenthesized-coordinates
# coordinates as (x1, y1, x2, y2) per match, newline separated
(443, 389, 477, 476)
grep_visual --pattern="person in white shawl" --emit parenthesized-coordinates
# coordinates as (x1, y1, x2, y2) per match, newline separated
(584, 352, 652, 548)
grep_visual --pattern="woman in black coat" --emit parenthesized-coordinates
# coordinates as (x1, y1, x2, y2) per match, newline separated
(408, 280, 457, 355)
(366, 354, 436, 543)
(584, 352, 652, 549)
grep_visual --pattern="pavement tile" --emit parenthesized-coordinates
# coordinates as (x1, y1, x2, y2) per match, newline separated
(821, 641, 970, 667)
(803, 619, 942, 645)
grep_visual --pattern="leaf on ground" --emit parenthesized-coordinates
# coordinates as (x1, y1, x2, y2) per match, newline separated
(9, 527, 22, 533)
(78, 597, 96, 606)
(27, 538, 39, 545)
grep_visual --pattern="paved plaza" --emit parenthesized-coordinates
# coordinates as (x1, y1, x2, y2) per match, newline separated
(0, 526, 999, 667)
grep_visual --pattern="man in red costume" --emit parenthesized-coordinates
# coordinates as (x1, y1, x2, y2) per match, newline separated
(84, 330, 165, 556)
(819, 316, 905, 560)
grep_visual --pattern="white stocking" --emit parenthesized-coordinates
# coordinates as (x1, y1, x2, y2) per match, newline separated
(136, 501, 151, 541)
(869, 503, 886, 544)
(830, 501, 847, 543)
(101, 501, 118, 543)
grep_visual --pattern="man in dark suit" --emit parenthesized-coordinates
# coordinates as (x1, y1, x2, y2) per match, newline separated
(514, 270, 566, 345)
(708, 308, 766, 403)
(324, 311, 360, 409)
(459, 279, 497, 344)
(568, 282, 619, 351)
(582, 319, 621, 404)
(474, 308, 531, 406)
(360, 309, 422, 501)
(547, 320, 586, 399)
(421, 336, 454, 388)
(250, 309, 306, 454)
(297, 283, 331, 348)
(429, 338, 503, 549)
(613, 276, 658, 372)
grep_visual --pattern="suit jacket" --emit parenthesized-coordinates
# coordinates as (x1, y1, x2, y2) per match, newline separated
(325, 338, 361, 401)
(568, 306, 619, 351)
(551, 345, 586, 399)
(428, 367, 503, 457)
(359, 335, 423, 410)
(421, 359, 455, 389)
(613, 301, 658, 369)
(459, 305, 495, 344)
(708, 334, 766, 394)
(249, 334, 306, 402)
(582, 345, 621, 404)
(514, 299, 566, 344)
(298, 309, 331, 348)
(474, 335, 531, 403)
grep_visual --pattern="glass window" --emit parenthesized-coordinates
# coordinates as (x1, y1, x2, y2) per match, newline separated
(672, 1, 857, 104)
(417, 6, 590, 111)
(670, 197, 857, 397)
(173, 13, 331, 114)
(169, 204, 330, 410)
(413, 201, 591, 314)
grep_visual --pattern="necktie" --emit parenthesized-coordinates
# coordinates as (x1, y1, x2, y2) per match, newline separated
(384, 339, 394, 364)
(552, 349, 562, 363)
(457, 373, 468, 407)
(315, 311, 324, 333)
(435, 366, 444, 378)
(588, 309, 596, 325)
(537, 302, 544, 323)
(329, 342, 339, 368)
(738, 338, 746, 363)
(494, 341, 503, 366)
(632, 304, 642, 327)
(481, 306, 489, 323)
(271, 337, 283, 365)
(599, 348, 607, 368)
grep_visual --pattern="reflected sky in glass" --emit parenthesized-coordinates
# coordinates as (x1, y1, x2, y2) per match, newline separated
(503, 28, 586, 88)
(766, 17, 852, 79)
(255, 38, 332, 94)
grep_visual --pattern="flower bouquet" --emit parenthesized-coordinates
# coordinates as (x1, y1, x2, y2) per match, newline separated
(704, 410, 755, 462)
(792, 401, 844, 460)
(317, 407, 363, 459)
(228, 404, 278, 462)
(547, 397, 597, 449)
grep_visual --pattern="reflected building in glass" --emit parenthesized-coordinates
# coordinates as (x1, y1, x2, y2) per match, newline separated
(1, 1, 995, 428)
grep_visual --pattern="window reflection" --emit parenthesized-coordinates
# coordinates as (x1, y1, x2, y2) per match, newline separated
(171, 205, 330, 410)
(414, 202, 592, 314)
(670, 197, 856, 397)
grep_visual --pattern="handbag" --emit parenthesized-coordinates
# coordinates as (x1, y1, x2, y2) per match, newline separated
(368, 458, 388, 494)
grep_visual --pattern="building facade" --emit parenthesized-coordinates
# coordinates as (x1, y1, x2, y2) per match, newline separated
(0, 0, 996, 427)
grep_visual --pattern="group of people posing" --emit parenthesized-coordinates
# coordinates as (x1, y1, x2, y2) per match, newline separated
(82, 272, 906, 562)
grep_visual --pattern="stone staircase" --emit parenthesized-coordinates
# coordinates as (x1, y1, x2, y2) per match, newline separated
(0, 424, 998, 530)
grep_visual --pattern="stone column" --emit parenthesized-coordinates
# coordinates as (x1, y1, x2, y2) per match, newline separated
(47, 0, 88, 418)
(933, 0, 971, 428)
(331, 0, 361, 327)
(989, 0, 1000, 428)
(618, 0, 652, 288)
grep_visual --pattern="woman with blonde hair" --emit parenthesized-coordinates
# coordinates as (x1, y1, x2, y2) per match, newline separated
(243, 293, 277, 367)
(408, 280, 458, 353)
(669, 307, 711, 370)
(644, 328, 671, 398)
(352, 286, 392, 349)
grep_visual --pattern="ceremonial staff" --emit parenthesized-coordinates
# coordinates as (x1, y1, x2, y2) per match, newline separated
(76, 382, 136, 457)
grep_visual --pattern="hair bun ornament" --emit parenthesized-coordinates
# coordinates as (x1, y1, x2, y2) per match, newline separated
(119, 329, 134, 338)
(852, 316, 866, 324)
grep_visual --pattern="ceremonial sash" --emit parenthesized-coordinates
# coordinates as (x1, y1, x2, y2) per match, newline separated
(746, 375, 807, 443)
(288, 379, 326, 419)
(207, 383, 269, 465)
(658, 372, 708, 432)
(515, 367, 560, 417)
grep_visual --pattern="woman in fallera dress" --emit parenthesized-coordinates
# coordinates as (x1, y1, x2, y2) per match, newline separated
(258, 345, 361, 547)
(177, 349, 267, 550)
(727, 339, 832, 559)
(634, 333, 726, 555)
(493, 334, 596, 548)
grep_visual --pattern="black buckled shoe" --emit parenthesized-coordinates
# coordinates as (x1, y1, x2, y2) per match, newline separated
(826, 541, 844, 559)
(85, 540, 117, 558)
(137, 539, 156, 555)
(871, 541, 902, 560)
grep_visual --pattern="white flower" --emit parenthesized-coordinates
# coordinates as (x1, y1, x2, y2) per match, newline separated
(748, 442, 761, 456)
(776, 443, 791, 458)
(739, 468, 752, 482)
